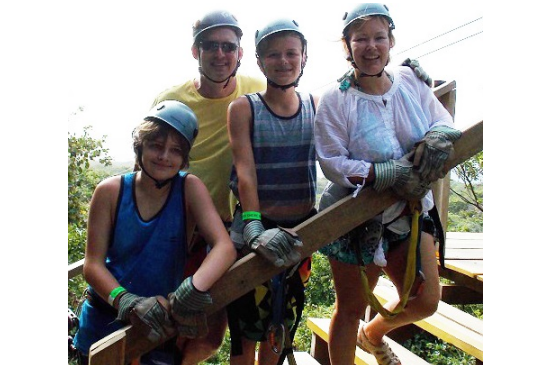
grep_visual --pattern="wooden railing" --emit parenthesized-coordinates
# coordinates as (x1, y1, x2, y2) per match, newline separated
(67, 80, 483, 364)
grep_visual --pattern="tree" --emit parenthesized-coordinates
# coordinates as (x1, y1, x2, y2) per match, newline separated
(451, 151, 483, 212)
(68, 120, 111, 309)
(68, 125, 112, 227)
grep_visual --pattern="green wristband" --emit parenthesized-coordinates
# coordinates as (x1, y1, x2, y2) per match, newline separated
(108, 286, 126, 306)
(242, 211, 261, 221)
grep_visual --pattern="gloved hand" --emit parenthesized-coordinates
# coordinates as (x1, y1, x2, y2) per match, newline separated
(401, 58, 432, 87)
(168, 276, 212, 339)
(392, 168, 431, 201)
(412, 126, 463, 181)
(373, 152, 415, 192)
(244, 220, 302, 267)
(117, 292, 176, 342)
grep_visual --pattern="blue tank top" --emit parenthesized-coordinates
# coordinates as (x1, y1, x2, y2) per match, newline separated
(74, 171, 188, 354)
(230, 92, 316, 223)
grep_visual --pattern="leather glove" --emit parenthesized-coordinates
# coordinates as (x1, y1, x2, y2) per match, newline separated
(392, 168, 431, 201)
(168, 276, 212, 339)
(373, 152, 415, 192)
(412, 126, 463, 181)
(244, 220, 302, 267)
(117, 292, 176, 342)
(401, 58, 432, 87)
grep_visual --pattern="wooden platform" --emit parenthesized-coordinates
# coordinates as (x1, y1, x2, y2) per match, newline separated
(440, 232, 483, 296)
(255, 351, 321, 365)
(307, 317, 430, 365)
(373, 277, 483, 362)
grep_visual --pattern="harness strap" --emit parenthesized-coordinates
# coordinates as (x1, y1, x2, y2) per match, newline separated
(429, 205, 446, 268)
(354, 202, 422, 318)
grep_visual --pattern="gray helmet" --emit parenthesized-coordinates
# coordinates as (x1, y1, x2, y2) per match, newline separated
(192, 10, 243, 43)
(254, 19, 306, 52)
(342, 3, 395, 36)
(145, 100, 198, 147)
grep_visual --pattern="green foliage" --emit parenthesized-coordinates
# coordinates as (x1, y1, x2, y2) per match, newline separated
(68, 123, 112, 310)
(403, 332, 476, 365)
(68, 125, 112, 226)
(451, 151, 483, 212)
(447, 180, 483, 233)
(305, 252, 335, 306)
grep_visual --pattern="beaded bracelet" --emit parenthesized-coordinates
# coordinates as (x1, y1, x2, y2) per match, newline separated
(242, 211, 261, 221)
(108, 286, 126, 306)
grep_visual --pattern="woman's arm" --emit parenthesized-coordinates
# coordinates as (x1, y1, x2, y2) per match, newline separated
(315, 90, 372, 187)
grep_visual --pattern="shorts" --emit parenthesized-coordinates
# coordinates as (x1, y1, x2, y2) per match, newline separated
(226, 258, 308, 343)
(319, 214, 438, 265)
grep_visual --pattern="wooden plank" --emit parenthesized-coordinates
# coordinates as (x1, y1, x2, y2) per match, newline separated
(438, 266, 483, 294)
(444, 248, 483, 260)
(255, 352, 321, 365)
(87, 88, 483, 361)
(440, 284, 483, 304)
(446, 232, 483, 240)
(68, 258, 84, 279)
(443, 260, 483, 278)
(373, 278, 483, 361)
(307, 317, 430, 365)
(444, 241, 483, 249)
(89, 329, 127, 365)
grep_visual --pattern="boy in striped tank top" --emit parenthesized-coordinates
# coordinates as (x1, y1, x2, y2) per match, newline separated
(226, 18, 319, 365)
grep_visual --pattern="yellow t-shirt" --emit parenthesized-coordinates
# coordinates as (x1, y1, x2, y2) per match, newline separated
(152, 74, 266, 222)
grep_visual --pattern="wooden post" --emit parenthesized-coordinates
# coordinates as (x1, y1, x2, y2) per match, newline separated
(431, 81, 457, 233)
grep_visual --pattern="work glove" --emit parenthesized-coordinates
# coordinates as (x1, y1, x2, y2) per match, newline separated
(392, 168, 431, 201)
(401, 58, 432, 87)
(373, 152, 431, 201)
(168, 276, 212, 339)
(412, 126, 463, 181)
(244, 220, 302, 267)
(117, 292, 176, 342)
(373, 152, 416, 192)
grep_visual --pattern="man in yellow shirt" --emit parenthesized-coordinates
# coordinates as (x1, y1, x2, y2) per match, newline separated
(151, 10, 265, 365)
(153, 10, 265, 224)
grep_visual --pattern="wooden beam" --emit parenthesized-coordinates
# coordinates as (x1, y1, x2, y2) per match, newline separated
(89, 82, 483, 362)
(68, 258, 84, 279)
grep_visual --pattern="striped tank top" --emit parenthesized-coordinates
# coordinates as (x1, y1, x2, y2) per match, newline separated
(230, 92, 316, 224)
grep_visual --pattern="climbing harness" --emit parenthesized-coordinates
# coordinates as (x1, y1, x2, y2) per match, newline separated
(354, 202, 424, 318)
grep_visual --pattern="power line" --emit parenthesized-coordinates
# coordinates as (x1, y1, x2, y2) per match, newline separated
(395, 17, 482, 56)
(308, 18, 483, 93)
(416, 31, 482, 59)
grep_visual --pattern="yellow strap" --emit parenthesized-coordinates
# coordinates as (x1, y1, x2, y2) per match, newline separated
(360, 203, 421, 318)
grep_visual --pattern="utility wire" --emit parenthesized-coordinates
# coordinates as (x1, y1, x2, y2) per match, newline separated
(416, 31, 482, 59)
(309, 17, 483, 92)
(395, 17, 482, 56)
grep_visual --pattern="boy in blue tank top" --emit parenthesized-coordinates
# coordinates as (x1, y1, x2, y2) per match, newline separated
(73, 100, 236, 365)
(227, 18, 319, 365)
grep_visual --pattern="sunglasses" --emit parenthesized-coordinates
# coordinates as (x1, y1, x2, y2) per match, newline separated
(199, 41, 239, 53)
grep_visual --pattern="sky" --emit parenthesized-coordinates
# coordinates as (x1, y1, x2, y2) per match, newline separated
(67, 0, 484, 163)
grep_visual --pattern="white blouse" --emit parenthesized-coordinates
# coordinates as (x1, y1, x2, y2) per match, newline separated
(315, 66, 454, 222)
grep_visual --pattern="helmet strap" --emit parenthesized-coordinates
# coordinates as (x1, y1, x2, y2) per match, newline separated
(261, 60, 305, 91)
(138, 153, 175, 189)
(198, 57, 241, 89)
